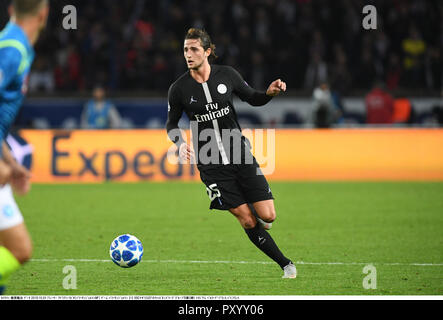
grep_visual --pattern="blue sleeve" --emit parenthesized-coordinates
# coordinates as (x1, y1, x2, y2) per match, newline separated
(0, 47, 21, 91)
(0, 47, 22, 156)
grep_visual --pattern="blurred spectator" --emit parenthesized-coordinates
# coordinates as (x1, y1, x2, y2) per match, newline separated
(254, 8, 271, 47)
(355, 50, 378, 90)
(308, 30, 325, 60)
(364, 83, 394, 124)
(329, 44, 352, 95)
(6, 0, 437, 94)
(81, 86, 121, 129)
(304, 53, 328, 90)
(392, 97, 413, 124)
(424, 46, 442, 91)
(385, 54, 402, 91)
(250, 51, 267, 90)
(28, 57, 55, 93)
(430, 105, 443, 127)
(402, 25, 426, 88)
(373, 31, 390, 66)
(151, 53, 171, 90)
(311, 82, 341, 128)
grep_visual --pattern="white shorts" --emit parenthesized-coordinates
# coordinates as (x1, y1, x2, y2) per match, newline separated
(0, 184, 24, 231)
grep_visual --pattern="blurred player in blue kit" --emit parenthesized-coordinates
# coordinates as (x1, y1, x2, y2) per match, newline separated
(81, 85, 122, 129)
(0, 0, 49, 294)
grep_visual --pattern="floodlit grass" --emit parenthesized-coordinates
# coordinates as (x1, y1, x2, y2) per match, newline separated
(5, 181, 443, 295)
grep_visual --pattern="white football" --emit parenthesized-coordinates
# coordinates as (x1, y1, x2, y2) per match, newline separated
(109, 234, 143, 268)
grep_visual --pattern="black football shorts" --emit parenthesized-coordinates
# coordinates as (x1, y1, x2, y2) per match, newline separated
(199, 159, 274, 210)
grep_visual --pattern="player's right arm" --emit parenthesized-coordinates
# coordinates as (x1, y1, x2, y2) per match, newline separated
(1, 142, 31, 194)
(165, 84, 192, 160)
(0, 47, 21, 91)
(0, 157, 12, 185)
(0, 47, 22, 141)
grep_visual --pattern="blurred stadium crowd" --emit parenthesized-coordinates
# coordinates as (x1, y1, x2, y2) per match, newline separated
(13, 0, 440, 95)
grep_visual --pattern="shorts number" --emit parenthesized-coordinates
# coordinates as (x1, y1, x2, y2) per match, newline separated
(206, 183, 221, 201)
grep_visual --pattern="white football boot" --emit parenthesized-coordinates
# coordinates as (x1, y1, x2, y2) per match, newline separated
(282, 262, 297, 279)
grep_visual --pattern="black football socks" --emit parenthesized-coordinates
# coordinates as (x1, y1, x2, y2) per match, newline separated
(244, 222, 292, 269)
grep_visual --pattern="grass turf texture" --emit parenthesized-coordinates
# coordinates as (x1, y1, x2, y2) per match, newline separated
(5, 182, 443, 295)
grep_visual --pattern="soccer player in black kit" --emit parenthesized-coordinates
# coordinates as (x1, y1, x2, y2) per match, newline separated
(166, 28, 296, 279)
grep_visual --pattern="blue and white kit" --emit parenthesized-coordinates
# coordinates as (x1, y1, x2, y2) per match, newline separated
(0, 21, 35, 230)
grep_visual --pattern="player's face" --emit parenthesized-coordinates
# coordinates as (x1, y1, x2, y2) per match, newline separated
(93, 88, 105, 100)
(183, 39, 209, 70)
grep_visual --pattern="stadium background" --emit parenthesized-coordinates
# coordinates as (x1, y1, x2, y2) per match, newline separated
(1, 0, 442, 182)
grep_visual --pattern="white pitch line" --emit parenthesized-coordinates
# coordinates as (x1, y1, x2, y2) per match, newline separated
(29, 258, 443, 267)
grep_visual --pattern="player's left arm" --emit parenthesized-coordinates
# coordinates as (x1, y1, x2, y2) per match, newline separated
(229, 66, 286, 106)
(265, 79, 287, 97)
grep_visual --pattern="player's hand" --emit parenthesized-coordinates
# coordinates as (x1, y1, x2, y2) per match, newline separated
(179, 143, 194, 163)
(266, 79, 287, 96)
(10, 164, 31, 195)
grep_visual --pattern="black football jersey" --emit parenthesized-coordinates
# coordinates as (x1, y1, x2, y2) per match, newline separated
(166, 64, 272, 170)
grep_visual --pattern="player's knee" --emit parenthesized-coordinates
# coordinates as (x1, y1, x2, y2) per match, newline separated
(18, 246, 32, 264)
(261, 208, 276, 223)
(237, 211, 257, 229)
(241, 216, 257, 229)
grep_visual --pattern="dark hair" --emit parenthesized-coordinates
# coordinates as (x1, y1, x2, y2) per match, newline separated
(185, 28, 218, 61)
(12, 0, 48, 18)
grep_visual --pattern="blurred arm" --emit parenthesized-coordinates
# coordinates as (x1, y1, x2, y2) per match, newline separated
(1, 142, 31, 194)
(108, 105, 122, 129)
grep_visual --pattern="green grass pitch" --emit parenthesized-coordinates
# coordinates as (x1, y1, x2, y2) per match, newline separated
(5, 181, 443, 295)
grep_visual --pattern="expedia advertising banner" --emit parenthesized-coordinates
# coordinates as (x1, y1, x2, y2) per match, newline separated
(17, 130, 193, 183)
(15, 129, 443, 183)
